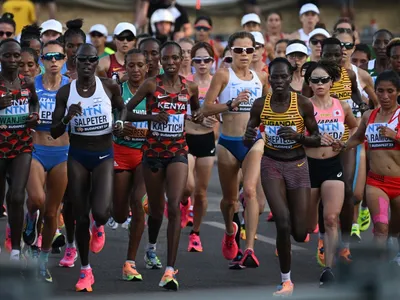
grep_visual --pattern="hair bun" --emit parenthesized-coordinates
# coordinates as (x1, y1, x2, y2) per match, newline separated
(66, 19, 83, 30)
(2, 13, 14, 20)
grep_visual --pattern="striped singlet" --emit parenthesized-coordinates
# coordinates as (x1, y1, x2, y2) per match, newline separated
(261, 92, 305, 151)
(330, 67, 352, 141)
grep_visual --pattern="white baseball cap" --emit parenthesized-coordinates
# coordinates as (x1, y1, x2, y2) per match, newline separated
(241, 13, 261, 26)
(299, 3, 320, 16)
(286, 43, 308, 56)
(89, 24, 108, 36)
(114, 22, 136, 36)
(40, 19, 63, 35)
(309, 28, 330, 39)
(251, 31, 265, 46)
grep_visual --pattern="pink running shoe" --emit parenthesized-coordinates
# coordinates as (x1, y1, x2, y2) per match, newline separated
(4, 224, 11, 253)
(164, 202, 168, 218)
(75, 268, 95, 292)
(59, 247, 78, 267)
(180, 198, 191, 229)
(222, 222, 238, 260)
(242, 248, 260, 268)
(188, 233, 203, 252)
(313, 224, 319, 234)
(90, 224, 105, 254)
(36, 234, 42, 249)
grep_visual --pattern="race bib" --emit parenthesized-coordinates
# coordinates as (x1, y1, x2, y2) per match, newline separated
(0, 98, 29, 130)
(71, 104, 110, 133)
(39, 94, 56, 125)
(264, 125, 297, 149)
(150, 113, 184, 138)
(229, 85, 262, 113)
(127, 109, 148, 141)
(317, 121, 345, 141)
(366, 122, 395, 149)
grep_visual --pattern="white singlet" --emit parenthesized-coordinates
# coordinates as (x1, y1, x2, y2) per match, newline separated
(67, 76, 113, 136)
(219, 68, 262, 113)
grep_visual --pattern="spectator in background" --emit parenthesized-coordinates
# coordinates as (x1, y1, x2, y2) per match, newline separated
(33, 0, 57, 20)
(2, 0, 36, 36)
(250, 31, 268, 75)
(308, 27, 330, 62)
(89, 24, 115, 59)
(290, 3, 320, 48)
(333, 18, 360, 45)
(40, 19, 62, 43)
(351, 43, 371, 71)
(150, 8, 175, 44)
(0, 12, 15, 41)
(135, 0, 192, 38)
(220, 46, 232, 69)
(241, 13, 261, 32)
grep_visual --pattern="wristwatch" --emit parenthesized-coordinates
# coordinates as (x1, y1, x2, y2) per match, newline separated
(226, 100, 233, 111)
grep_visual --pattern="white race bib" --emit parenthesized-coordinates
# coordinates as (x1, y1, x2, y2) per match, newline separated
(317, 122, 345, 140)
(366, 122, 395, 149)
(71, 104, 110, 133)
(264, 125, 297, 149)
(150, 113, 184, 138)
(0, 98, 29, 129)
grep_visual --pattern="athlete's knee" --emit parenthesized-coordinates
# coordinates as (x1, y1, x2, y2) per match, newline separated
(9, 188, 25, 207)
(243, 185, 257, 204)
(221, 197, 237, 206)
(194, 190, 207, 203)
(275, 216, 291, 234)
(167, 200, 180, 220)
(324, 214, 339, 229)
(344, 184, 353, 201)
(92, 210, 110, 226)
(28, 191, 46, 209)
(292, 228, 308, 243)
(113, 213, 128, 224)
(76, 214, 90, 227)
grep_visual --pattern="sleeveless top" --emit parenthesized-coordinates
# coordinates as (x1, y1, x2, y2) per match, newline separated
(67, 76, 113, 136)
(309, 98, 346, 143)
(367, 59, 378, 84)
(261, 92, 305, 151)
(113, 81, 147, 149)
(365, 107, 400, 150)
(35, 75, 70, 132)
(219, 68, 263, 113)
(185, 74, 212, 116)
(106, 54, 125, 80)
(0, 75, 33, 158)
(142, 75, 190, 158)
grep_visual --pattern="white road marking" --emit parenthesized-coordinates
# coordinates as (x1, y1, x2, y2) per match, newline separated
(203, 221, 307, 251)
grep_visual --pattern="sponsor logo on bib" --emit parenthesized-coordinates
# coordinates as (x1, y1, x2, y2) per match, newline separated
(150, 113, 184, 138)
(366, 122, 395, 149)
(0, 98, 29, 129)
(265, 125, 297, 149)
(72, 104, 110, 133)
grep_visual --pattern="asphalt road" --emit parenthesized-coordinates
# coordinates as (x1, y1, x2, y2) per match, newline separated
(0, 164, 399, 300)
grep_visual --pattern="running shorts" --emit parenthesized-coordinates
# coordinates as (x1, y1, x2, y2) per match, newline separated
(68, 146, 113, 171)
(113, 143, 142, 171)
(261, 155, 310, 189)
(32, 144, 69, 172)
(366, 171, 400, 200)
(186, 131, 216, 158)
(307, 155, 344, 188)
(142, 155, 188, 172)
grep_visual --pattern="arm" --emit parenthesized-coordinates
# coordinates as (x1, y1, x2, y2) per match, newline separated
(256, 71, 269, 96)
(341, 101, 358, 135)
(188, 81, 200, 111)
(243, 97, 263, 148)
(51, 85, 70, 139)
(301, 80, 313, 98)
(126, 78, 154, 122)
(342, 111, 370, 150)
(105, 79, 126, 122)
(135, 0, 150, 28)
(360, 69, 378, 107)
(29, 85, 39, 115)
(298, 96, 321, 147)
(96, 56, 110, 78)
(348, 69, 364, 106)
(202, 69, 231, 116)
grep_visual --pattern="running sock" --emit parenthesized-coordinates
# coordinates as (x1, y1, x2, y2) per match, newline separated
(281, 271, 291, 282)
(39, 249, 51, 268)
(147, 243, 156, 251)
(67, 242, 76, 248)
(10, 250, 20, 261)
(126, 260, 135, 265)
(165, 266, 174, 272)
(81, 264, 91, 270)
(233, 212, 241, 247)
(190, 230, 199, 236)
(319, 233, 325, 240)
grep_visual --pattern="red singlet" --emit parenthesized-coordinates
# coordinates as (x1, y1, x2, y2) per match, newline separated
(106, 54, 125, 79)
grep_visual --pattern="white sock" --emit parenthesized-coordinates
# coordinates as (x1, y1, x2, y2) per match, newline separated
(10, 249, 20, 261)
(147, 243, 156, 251)
(342, 242, 350, 249)
(166, 266, 174, 272)
(189, 205, 193, 211)
(319, 233, 325, 240)
(56, 228, 61, 234)
(67, 242, 76, 248)
(281, 271, 291, 282)
(126, 260, 135, 265)
(81, 264, 91, 270)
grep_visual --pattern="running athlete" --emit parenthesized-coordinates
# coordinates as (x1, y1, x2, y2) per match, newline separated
(20, 24, 42, 58)
(351, 44, 371, 71)
(332, 71, 400, 249)
(308, 28, 330, 62)
(387, 38, 400, 77)
(264, 12, 287, 62)
(178, 38, 194, 78)
(202, 31, 268, 267)
(368, 30, 394, 83)
(51, 43, 126, 292)
(0, 13, 16, 41)
(244, 57, 320, 296)
(0, 39, 39, 262)
(63, 19, 86, 80)
(184, 42, 218, 252)
(250, 32, 268, 75)
(274, 39, 289, 59)
(22, 40, 69, 282)
(303, 61, 357, 285)
(112, 49, 147, 282)
(126, 41, 203, 291)
(286, 40, 308, 93)
(139, 37, 162, 77)
(19, 47, 40, 77)
(97, 22, 136, 81)
(220, 46, 233, 69)
(290, 3, 320, 48)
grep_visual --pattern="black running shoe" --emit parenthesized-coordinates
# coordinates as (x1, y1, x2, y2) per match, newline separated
(319, 267, 335, 287)
(229, 249, 245, 270)
(22, 211, 39, 246)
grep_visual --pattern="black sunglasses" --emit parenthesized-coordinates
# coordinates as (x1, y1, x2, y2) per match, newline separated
(76, 56, 99, 63)
(231, 47, 255, 54)
(192, 56, 214, 64)
(90, 31, 104, 38)
(335, 28, 353, 34)
(195, 26, 211, 32)
(115, 35, 135, 42)
(42, 52, 66, 61)
(310, 76, 331, 84)
(223, 57, 233, 63)
(0, 31, 13, 38)
(310, 39, 324, 46)
(341, 42, 354, 50)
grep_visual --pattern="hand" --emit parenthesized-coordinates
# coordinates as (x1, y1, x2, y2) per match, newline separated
(152, 111, 169, 124)
(192, 110, 204, 124)
(0, 92, 13, 109)
(243, 127, 257, 148)
(120, 122, 134, 137)
(113, 121, 124, 137)
(320, 133, 335, 146)
(26, 113, 39, 128)
(20, 76, 34, 90)
(377, 125, 396, 139)
(359, 102, 370, 115)
(66, 102, 82, 121)
(232, 90, 250, 109)
(331, 140, 345, 152)
(201, 116, 218, 128)
(278, 126, 299, 141)
(118, 71, 128, 83)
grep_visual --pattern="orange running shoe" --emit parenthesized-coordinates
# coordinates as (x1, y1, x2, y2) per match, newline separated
(188, 233, 203, 252)
(339, 248, 352, 264)
(75, 268, 95, 292)
(273, 280, 294, 297)
(122, 261, 143, 281)
(4, 225, 11, 253)
(159, 269, 179, 291)
(58, 213, 65, 230)
(180, 197, 191, 229)
(313, 224, 319, 234)
(90, 224, 105, 254)
(222, 222, 238, 260)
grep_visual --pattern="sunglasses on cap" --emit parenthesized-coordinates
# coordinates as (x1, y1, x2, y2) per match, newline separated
(223, 57, 233, 63)
(76, 55, 99, 63)
(231, 47, 255, 54)
(42, 52, 66, 61)
(0, 31, 13, 38)
(335, 28, 353, 34)
(310, 76, 331, 84)
(341, 42, 354, 50)
(192, 56, 214, 64)
(115, 35, 135, 42)
(195, 26, 211, 32)
(310, 39, 324, 46)
(90, 31, 104, 38)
